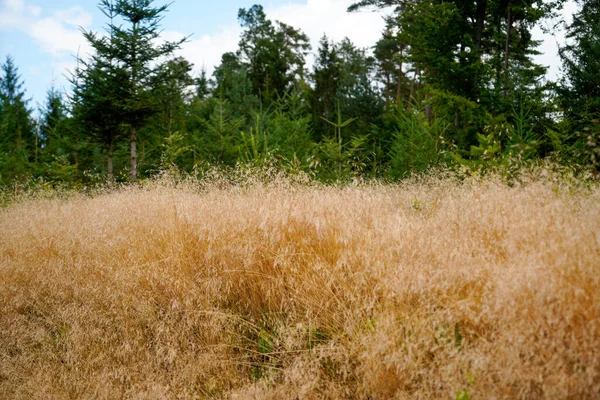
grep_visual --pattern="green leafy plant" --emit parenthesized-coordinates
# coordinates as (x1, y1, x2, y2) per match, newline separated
(456, 372, 475, 400)
(456, 388, 470, 400)
(161, 131, 192, 169)
(320, 100, 358, 177)
(390, 110, 449, 178)
(239, 114, 270, 165)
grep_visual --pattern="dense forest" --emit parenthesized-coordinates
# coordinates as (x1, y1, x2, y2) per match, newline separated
(0, 0, 598, 186)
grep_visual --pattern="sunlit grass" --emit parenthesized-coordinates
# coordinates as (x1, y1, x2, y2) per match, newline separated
(1, 172, 599, 399)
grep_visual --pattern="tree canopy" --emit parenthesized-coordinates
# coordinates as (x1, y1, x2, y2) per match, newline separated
(1, 0, 597, 186)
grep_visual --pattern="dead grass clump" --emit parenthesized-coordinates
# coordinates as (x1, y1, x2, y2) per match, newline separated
(1, 175, 599, 399)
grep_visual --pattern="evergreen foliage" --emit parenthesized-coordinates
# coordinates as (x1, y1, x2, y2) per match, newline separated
(0, 56, 36, 184)
(558, 0, 600, 176)
(0, 1, 597, 187)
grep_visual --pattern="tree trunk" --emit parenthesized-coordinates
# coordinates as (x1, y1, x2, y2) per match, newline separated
(425, 104, 432, 124)
(475, 0, 487, 53)
(130, 126, 137, 182)
(385, 71, 391, 111)
(396, 73, 403, 107)
(472, 0, 487, 99)
(168, 90, 173, 137)
(16, 124, 22, 151)
(219, 99, 225, 161)
(75, 132, 79, 182)
(396, 44, 404, 107)
(408, 80, 415, 110)
(503, 3, 512, 100)
(107, 143, 114, 184)
(408, 63, 418, 110)
(396, 73, 402, 107)
(34, 129, 38, 164)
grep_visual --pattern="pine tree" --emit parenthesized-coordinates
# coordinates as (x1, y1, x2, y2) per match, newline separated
(213, 52, 260, 118)
(198, 97, 245, 165)
(558, 0, 600, 174)
(350, 0, 561, 160)
(0, 55, 35, 183)
(559, 0, 600, 120)
(336, 38, 382, 138)
(39, 87, 72, 170)
(374, 19, 406, 110)
(311, 35, 342, 140)
(237, 5, 310, 105)
(39, 87, 66, 148)
(146, 57, 195, 170)
(155, 57, 194, 138)
(78, 0, 187, 182)
(72, 55, 129, 182)
(195, 68, 211, 100)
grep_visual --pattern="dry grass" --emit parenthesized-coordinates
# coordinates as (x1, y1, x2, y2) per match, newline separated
(1, 174, 599, 399)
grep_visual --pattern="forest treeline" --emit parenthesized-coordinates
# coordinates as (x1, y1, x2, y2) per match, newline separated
(0, 0, 598, 186)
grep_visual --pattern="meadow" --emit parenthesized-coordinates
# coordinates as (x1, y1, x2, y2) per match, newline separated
(1, 172, 599, 399)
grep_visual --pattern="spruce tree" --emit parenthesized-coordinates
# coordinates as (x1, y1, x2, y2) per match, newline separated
(559, 0, 600, 174)
(237, 5, 310, 105)
(374, 20, 406, 110)
(144, 57, 195, 170)
(72, 55, 129, 182)
(79, 0, 186, 182)
(0, 56, 35, 183)
(311, 35, 342, 140)
(559, 0, 600, 119)
(195, 68, 211, 100)
(39, 87, 66, 150)
(39, 87, 72, 170)
(213, 52, 259, 118)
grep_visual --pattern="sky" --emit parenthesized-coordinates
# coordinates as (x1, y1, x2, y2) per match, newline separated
(0, 0, 577, 114)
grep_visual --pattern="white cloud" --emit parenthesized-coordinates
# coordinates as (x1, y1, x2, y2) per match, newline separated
(0, 1, 93, 78)
(0, 0, 96, 106)
(163, 27, 241, 79)
(0, 0, 24, 28)
(54, 6, 93, 28)
(268, 0, 385, 51)
(532, 0, 578, 82)
(27, 4, 40, 16)
(0, 2, 93, 57)
(3, 0, 23, 13)
(28, 16, 91, 58)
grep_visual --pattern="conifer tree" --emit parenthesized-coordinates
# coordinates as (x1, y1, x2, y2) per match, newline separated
(559, 0, 600, 120)
(154, 57, 194, 138)
(559, 0, 600, 173)
(39, 87, 66, 148)
(0, 56, 35, 183)
(78, 0, 186, 181)
(199, 97, 245, 165)
(213, 52, 259, 118)
(311, 35, 342, 139)
(374, 20, 406, 110)
(237, 5, 310, 105)
(195, 68, 211, 100)
(72, 55, 129, 182)
(39, 87, 72, 168)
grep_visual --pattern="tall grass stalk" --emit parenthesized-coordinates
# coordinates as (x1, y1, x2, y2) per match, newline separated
(1, 172, 599, 398)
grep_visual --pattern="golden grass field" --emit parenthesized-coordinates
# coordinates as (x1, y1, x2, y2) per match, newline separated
(1, 174, 599, 399)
